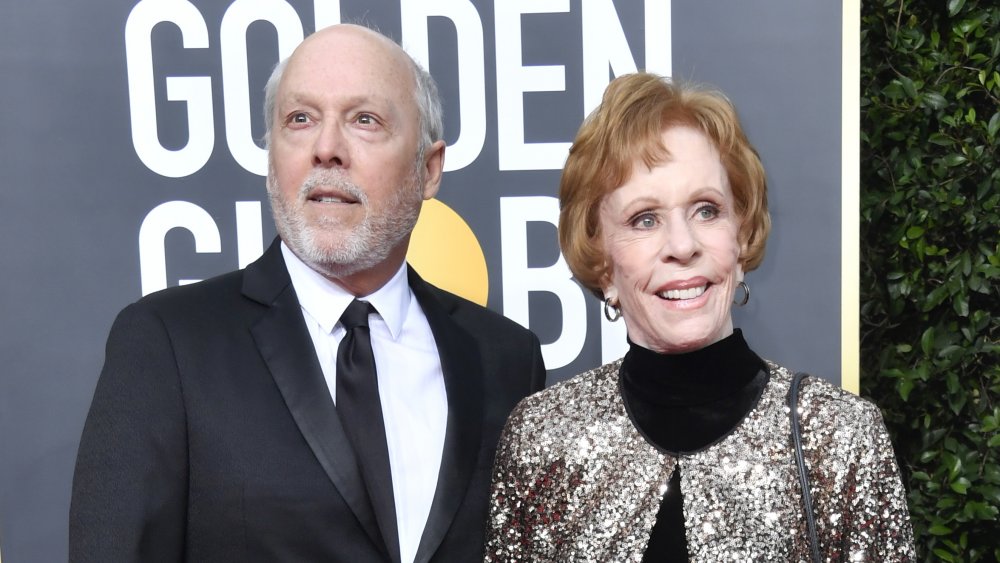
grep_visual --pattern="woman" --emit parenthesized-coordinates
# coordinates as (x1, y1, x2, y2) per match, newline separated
(484, 73, 914, 561)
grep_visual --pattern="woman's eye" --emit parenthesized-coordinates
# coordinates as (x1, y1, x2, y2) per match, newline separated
(696, 204, 720, 220)
(632, 214, 657, 229)
(290, 112, 310, 124)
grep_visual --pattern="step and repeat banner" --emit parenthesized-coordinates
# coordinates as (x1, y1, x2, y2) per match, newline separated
(0, 1, 849, 560)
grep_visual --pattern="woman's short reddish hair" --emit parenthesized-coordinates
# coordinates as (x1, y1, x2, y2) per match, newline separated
(558, 72, 771, 297)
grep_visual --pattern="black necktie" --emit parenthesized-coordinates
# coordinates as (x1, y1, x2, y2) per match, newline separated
(336, 299, 399, 556)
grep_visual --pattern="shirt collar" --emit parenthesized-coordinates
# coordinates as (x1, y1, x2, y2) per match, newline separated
(280, 242, 410, 340)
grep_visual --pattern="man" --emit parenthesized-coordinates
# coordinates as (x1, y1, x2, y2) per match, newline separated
(70, 24, 545, 563)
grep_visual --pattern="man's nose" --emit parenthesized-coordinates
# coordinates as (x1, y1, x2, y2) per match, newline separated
(313, 122, 349, 168)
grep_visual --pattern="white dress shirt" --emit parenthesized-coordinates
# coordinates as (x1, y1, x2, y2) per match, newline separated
(281, 243, 448, 563)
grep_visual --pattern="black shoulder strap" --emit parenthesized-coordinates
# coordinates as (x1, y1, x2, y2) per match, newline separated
(788, 372, 821, 563)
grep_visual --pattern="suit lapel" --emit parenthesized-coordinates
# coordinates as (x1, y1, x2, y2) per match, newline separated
(243, 240, 391, 560)
(408, 269, 485, 563)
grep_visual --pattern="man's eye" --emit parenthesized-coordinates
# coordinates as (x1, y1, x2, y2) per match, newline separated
(290, 112, 310, 124)
(356, 113, 376, 126)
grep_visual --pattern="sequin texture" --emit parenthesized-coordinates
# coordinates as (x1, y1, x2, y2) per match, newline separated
(485, 361, 915, 562)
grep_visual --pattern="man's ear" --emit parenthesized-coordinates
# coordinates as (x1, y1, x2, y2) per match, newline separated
(421, 140, 446, 200)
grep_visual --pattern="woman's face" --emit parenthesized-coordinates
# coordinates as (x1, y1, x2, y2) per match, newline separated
(599, 126, 744, 354)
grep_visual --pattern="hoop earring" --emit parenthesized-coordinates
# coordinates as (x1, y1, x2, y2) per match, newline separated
(603, 298, 622, 322)
(734, 281, 750, 307)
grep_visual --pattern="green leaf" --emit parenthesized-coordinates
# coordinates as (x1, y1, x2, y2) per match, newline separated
(928, 132, 952, 145)
(930, 523, 954, 535)
(981, 484, 1000, 503)
(931, 548, 955, 562)
(988, 112, 1000, 138)
(950, 478, 970, 495)
(921, 327, 935, 356)
(882, 81, 905, 99)
(961, 327, 973, 341)
(963, 501, 1000, 520)
(948, 0, 966, 16)
(969, 275, 983, 292)
(899, 378, 914, 401)
(952, 295, 969, 317)
(923, 92, 948, 110)
(932, 547, 956, 561)
(948, 391, 967, 415)
(924, 284, 951, 310)
(900, 76, 918, 99)
(938, 344, 964, 358)
(943, 154, 968, 166)
(936, 496, 959, 509)
(942, 450, 961, 479)
(945, 372, 960, 396)
(989, 434, 1000, 447)
(906, 226, 925, 238)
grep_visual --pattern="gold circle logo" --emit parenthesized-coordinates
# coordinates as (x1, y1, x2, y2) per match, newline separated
(407, 198, 489, 306)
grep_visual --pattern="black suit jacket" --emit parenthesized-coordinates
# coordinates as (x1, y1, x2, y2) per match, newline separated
(70, 239, 546, 562)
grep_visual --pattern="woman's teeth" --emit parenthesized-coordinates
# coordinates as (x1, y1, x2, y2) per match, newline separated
(658, 285, 707, 300)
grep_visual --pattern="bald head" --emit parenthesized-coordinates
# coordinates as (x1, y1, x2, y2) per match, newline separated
(262, 23, 448, 294)
(262, 24, 443, 157)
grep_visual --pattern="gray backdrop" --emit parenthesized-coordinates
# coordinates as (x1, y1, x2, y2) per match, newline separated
(0, 1, 842, 561)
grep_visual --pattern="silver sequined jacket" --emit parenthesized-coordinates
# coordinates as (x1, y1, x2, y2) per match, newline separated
(485, 360, 915, 562)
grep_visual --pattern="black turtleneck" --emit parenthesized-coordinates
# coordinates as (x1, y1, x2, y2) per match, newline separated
(619, 329, 768, 562)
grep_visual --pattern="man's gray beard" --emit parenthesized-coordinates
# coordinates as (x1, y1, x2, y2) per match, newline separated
(267, 167, 424, 279)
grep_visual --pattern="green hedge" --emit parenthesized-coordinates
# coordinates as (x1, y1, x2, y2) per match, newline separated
(860, 0, 1000, 561)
